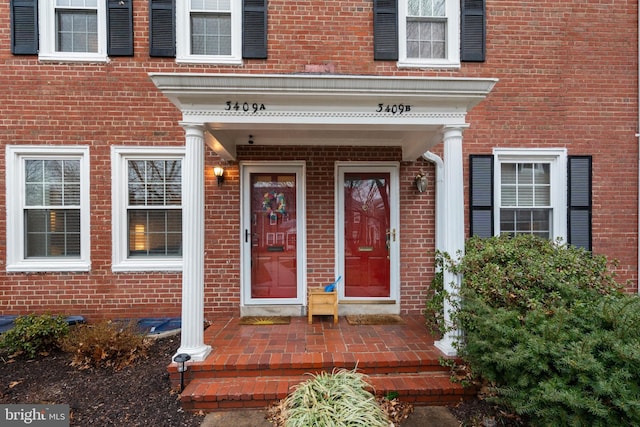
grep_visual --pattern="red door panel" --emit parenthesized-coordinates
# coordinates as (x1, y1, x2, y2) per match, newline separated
(250, 173, 297, 298)
(344, 172, 391, 297)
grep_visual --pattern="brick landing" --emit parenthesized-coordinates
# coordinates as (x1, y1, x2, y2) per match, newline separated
(169, 315, 475, 411)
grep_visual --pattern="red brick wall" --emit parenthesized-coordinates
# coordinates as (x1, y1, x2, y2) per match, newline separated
(0, 0, 637, 320)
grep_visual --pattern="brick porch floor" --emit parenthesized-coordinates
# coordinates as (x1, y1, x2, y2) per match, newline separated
(169, 315, 475, 411)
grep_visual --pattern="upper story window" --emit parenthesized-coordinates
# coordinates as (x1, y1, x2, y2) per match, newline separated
(10, 0, 133, 59)
(39, 0, 107, 62)
(6, 146, 91, 272)
(399, 0, 459, 67)
(176, 0, 242, 64)
(112, 147, 184, 272)
(373, 0, 485, 65)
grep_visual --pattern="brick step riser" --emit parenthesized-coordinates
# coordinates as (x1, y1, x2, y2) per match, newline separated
(179, 373, 474, 412)
(170, 359, 454, 383)
(173, 363, 451, 382)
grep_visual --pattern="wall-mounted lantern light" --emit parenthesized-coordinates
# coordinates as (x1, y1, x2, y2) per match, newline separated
(173, 353, 191, 392)
(414, 172, 428, 193)
(214, 165, 225, 186)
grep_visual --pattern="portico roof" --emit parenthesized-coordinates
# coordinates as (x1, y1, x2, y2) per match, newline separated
(149, 73, 498, 161)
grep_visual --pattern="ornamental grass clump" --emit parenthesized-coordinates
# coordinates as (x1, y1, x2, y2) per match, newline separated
(282, 368, 390, 427)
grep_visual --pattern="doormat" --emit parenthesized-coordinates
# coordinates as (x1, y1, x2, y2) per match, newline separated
(346, 315, 405, 325)
(239, 316, 291, 325)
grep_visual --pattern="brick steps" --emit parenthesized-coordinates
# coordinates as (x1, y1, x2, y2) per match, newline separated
(180, 371, 472, 411)
(168, 316, 477, 412)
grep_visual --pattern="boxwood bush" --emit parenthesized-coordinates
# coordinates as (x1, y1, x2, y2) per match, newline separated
(438, 234, 640, 426)
(0, 313, 70, 358)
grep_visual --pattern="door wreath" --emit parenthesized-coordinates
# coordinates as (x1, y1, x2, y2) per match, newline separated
(262, 191, 286, 215)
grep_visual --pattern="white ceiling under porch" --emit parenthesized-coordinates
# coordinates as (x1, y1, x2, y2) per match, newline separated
(149, 73, 498, 161)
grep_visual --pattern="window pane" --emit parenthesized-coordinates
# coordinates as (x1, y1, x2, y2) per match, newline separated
(128, 160, 182, 206)
(408, 0, 420, 16)
(501, 186, 516, 206)
(25, 160, 80, 207)
(25, 209, 80, 257)
(500, 208, 551, 239)
(191, 14, 232, 55)
(56, 10, 98, 53)
(128, 210, 182, 256)
(406, 20, 446, 59)
(534, 187, 551, 206)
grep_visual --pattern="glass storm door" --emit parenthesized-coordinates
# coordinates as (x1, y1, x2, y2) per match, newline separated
(340, 168, 398, 299)
(250, 173, 297, 298)
(242, 163, 305, 305)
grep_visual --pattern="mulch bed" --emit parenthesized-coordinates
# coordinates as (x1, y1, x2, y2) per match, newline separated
(0, 334, 203, 427)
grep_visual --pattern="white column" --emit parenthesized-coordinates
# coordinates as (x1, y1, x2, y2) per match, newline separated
(435, 126, 466, 357)
(175, 123, 211, 362)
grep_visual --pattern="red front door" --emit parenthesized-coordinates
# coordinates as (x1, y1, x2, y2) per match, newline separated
(250, 173, 297, 298)
(343, 172, 391, 297)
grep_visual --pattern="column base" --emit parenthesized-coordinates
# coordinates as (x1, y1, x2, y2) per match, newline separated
(173, 344, 212, 363)
(434, 334, 458, 357)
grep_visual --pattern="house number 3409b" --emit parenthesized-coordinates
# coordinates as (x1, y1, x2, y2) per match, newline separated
(225, 101, 266, 113)
(376, 104, 412, 114)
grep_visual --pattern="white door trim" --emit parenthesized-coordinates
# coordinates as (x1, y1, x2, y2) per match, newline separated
(240, 161, 307, 308)
(335, 162, 400, 306)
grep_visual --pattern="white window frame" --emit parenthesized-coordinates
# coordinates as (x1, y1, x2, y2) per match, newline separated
(176, 0, 242, 65)
(493, 148, 567, 242)
(111, 146, 185, 272)
(38, 0, 108, 63)
(398, 0, 460, 68)
(6, 146, 91, 272)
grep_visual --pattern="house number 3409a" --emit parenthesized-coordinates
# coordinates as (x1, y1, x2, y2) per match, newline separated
(376, 104, 411, 114)
(225, 101, 266, 113)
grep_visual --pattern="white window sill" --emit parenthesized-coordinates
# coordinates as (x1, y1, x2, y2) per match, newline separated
(176, 56, 242, 66)
(38, 53, 110, 63)
(112, 259, 183, 273)
(6, 260, 91, 273)
(397, 59, 461, 69)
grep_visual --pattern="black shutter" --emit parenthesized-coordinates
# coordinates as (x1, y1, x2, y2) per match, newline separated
(149, 0, 175, 57)
(461, 0, 485, 62)
(470, 155, 494, 238)
(567, 156, 592, 250)
(243, 0, 267, 59)
(107, 0, 133, 56)
(373, 0, 398, 61)
(11, 0, 38, 55)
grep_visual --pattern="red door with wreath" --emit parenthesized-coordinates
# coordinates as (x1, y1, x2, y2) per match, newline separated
(250, 173, 297, 298)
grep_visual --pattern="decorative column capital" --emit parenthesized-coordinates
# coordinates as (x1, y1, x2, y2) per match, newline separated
(441, 124, 468, 141)
(180, 122, 206, 139)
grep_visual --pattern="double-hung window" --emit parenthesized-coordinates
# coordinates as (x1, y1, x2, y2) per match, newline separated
(399, 0, 460, 67)
(6, 146, 91, 272)
(176, 0, 242, 64)
(112, 147, 184, 272)
(470, 148, 594, 250)
(39, 0, 107, 62)
(498, 160, 556, 239)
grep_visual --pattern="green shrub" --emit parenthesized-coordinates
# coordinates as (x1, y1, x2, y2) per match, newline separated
(61, 320, 149, 370)
(282, 368, 390, 427)
(445, 234, 640, 426)
(0, 313, 70, 358)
